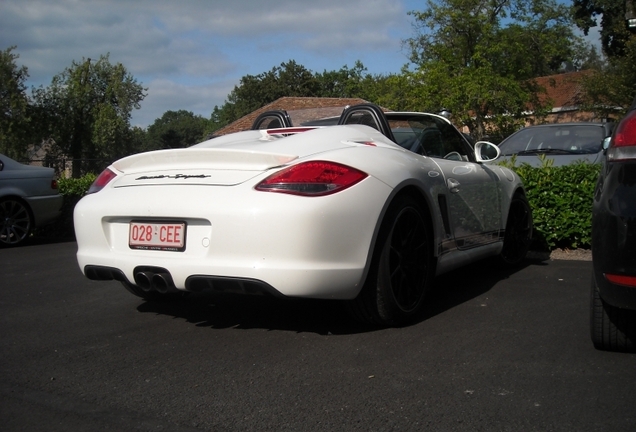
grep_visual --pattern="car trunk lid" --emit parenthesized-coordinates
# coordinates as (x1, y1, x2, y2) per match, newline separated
(112, 148, 298, 187)
(111, 126, 396, 187)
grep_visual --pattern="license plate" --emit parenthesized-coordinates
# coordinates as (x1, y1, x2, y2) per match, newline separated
(129, 221, 186, 251)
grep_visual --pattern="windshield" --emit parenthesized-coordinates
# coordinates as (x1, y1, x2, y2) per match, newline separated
(500, 125, 605, 155)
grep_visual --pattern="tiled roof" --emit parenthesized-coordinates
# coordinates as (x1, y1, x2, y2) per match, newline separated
(534, 70, 592, 111)
(212, 97, 369, 136)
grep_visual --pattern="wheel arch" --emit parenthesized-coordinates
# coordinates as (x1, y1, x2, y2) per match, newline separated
(0, 194, 34, 221)
(0, 194, 35, 246)
(501, 185, 530, 230)
(358, 182, 439, 291)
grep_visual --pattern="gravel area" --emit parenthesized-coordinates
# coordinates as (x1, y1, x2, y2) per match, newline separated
(528, 248, 592, 261)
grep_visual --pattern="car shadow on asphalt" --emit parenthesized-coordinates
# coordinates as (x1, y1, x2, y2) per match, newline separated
(419, 256, 547, 322)
(135, 256, 548, 336)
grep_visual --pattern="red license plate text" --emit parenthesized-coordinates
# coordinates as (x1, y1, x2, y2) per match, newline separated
(129, 221, 186, 251)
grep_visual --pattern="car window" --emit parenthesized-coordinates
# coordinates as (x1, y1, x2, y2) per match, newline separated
(501, 125, 605, 155)
(388, 115, 473, 161)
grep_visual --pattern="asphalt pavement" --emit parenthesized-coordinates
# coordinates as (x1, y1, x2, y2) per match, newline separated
(1, 240, 635, 431)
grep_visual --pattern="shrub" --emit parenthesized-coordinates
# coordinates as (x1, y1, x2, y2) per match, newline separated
(502, 157, 600, 250)
(57, 173, 97, 196)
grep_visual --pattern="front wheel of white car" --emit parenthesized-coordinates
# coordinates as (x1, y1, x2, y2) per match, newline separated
(499, 192, 533, 265)
(350, 195, 434, 326)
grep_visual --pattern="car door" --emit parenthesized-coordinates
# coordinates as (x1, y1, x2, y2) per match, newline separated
(417, 115, 502, 249)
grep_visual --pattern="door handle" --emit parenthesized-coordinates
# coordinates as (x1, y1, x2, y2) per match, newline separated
(447, 178, 460, 193)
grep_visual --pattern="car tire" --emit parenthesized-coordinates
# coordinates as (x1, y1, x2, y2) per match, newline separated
(0, 197, 33, 247)
(590, 275, 636, 353)
(350, 194, 434, 326)
(499, 192, 533, 266)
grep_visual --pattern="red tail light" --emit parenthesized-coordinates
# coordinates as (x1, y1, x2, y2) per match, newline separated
(255, 161, 368, 196)
(613, 110, 636, 147)
(608, 110, 636, 161)
(51, 179, 58, 190)
(87, 168, 117, 194)
(605, 273, 636, 288)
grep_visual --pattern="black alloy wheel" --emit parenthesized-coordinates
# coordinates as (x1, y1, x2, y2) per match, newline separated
(350, 195, 433, 326)
(499, 193, 533, 265)
(379, 206, 429, 313)
(0, 198, 33, 247)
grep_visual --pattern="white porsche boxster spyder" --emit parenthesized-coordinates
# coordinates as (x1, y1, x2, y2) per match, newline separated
(74, 103, 532, 325)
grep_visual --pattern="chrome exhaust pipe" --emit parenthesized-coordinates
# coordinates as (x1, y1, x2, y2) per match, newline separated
(152, 273, 173, 294)
(134, 271, 154, 292)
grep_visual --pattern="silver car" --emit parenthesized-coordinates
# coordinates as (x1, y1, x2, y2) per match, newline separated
(0, 154, 63, 246)
(498, 122, 615, 166)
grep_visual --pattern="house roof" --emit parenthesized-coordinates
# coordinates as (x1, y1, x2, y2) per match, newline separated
(534, 70, 593, 112)
(212, 97, 369, 136)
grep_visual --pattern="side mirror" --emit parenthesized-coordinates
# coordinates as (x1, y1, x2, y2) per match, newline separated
(602, 136, 611, 151)
(474, 141, 500, 162)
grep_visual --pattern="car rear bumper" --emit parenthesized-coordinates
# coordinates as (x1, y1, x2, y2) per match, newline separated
(25, 194, 63, 227)
(74, 178, 392, 300)
(592, 161, 636, 310)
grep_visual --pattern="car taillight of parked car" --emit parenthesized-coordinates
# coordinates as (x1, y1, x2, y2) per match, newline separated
(608, 110, 636, 162)
(51, 179, 58, 190)
(255, 161, 368, 196)
(87, 168, 118, 194)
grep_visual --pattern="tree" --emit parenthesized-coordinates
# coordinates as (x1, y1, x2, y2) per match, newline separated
(32, 54, 146, 176)
(209, 60, 320, 131)
(574, 0, 636, 115)
(405, 0, 581, 140)
(146, 110, 210, 149)
(573, 0, 636, 58)
(314, 61, 369, 98)
(579, 39, 636, 117)
(0, 46, 31, 158)
(226, 60, 320, 117)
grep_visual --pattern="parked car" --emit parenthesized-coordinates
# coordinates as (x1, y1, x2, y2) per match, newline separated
(0, 154, 63, 247)
(498, 122, 615, 166)
(74, 103, 533, 326)
(590, 97, 636, 352)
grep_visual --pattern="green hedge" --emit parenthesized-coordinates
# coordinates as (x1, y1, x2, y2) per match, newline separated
(38, 164, 600, 251)
(502, 157, 600, 251)
(57, 173, 97, 196)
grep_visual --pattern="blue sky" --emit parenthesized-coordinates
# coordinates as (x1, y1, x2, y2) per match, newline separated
(1, 0, 599, 128)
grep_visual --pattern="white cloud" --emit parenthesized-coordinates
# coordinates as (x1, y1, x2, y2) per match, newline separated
(133, 78, 235, 127)
(0, 0, 415, 127)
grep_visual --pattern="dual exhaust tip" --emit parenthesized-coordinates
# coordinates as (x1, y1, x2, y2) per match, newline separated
(134, 268, 176, 294)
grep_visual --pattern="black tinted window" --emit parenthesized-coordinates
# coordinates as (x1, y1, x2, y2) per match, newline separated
(389, 115, 472, 161)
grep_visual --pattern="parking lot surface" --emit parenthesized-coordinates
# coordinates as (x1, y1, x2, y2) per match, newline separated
(1, 241, 635, 431)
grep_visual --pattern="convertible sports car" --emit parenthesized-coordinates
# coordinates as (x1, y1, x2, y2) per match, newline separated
(74, 103, 533, 325)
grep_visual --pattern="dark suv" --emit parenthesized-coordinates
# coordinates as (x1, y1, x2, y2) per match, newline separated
(590, 97, 636, 352)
